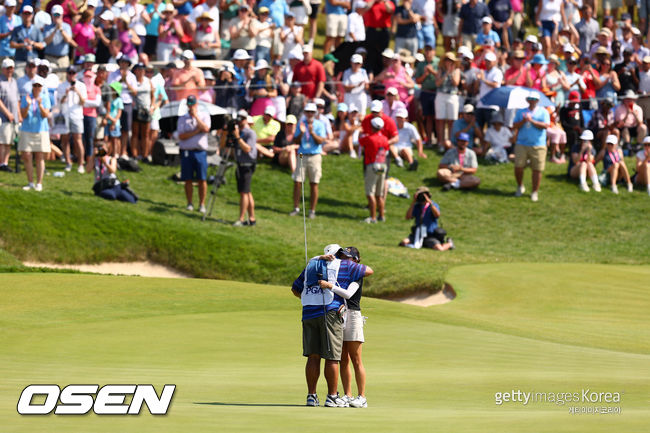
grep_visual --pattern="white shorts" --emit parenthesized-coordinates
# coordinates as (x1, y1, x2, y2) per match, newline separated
(290, 5, 308, 25)
(326, 14, 346, 38)
(0, 122, 18, 145)
(19, 131, 51, 153)
(344, 310, 365, 342)
(435, 92, 460, 120)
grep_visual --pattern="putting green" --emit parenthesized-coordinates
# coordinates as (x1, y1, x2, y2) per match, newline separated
(1, 264, 648, 432)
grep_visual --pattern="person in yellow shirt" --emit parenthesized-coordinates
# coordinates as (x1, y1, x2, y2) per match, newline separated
(252, 105, 281, 158)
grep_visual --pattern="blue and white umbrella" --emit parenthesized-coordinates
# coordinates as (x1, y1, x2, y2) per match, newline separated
(480, 86, 554, 109)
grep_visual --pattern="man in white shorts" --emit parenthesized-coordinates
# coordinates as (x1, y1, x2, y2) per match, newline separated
(0, 58, 20, 172)
(57, 66, 87, 173)
(323, 0, 349, 54)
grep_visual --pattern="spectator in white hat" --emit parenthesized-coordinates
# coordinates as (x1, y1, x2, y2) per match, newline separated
(395, 108, 425, 171)
(94, 9, 117, 64)
(344, 1, 365, 49)
(252, 104, 280, 158)
(614, 90, 647, 148)
(10, 5, 45, 62)
(229, 4, 260, 58)
(0, 58, 19, 173)
(172, 50, 205, 101)
(280, 11, 304, 61)
(43, 5, 77, 73)
(359, 116, 390, 223)
(342, 53, 369, 116)
(475, 16, 501, 48)
(596, 134, 633, 194)
(19, 76, 51, 192)
(272, 114, 300, 171)
(156, 3, 183, 62)
(568, 129, 601, 192)
(0, 0, 21, 60)
(382, 87, 407, 124)
(58, 66, 88, 173)
(475, 50, 502, 130)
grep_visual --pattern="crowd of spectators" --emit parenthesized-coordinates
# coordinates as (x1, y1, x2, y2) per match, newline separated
(1, 0, 650, 209)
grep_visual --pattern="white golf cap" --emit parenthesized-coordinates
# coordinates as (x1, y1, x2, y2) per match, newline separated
(314, 97, 325, 106)
(386, 87, 398, 96)
(463, 51, 474, 60)
(87, 0, 98, 7)
(525, 35, 538, 44)
(5, 0, 16, 6)
(351, 54, 363, 64)
(51, 4, 64, 14)
(482, 16, 492, 24)
(264, 105, 276, 116)
(324, 244, 344, 255)
(246, 115, 254, 123)
(606, 135, 618, 145)
(22, 5, 33, 13)
(370, 100, 383, 112)
(526, 91, 540, 100)
(463, 104, 474, 113)
(381, 48, 394, 58)
(415, 53, 425, 62)
(254, 59, 269, 70)
(484, 51, 497, 62)
(348, 103, 359, 112)
(39, 59, 50, 69)
(100, 9, 114, 20)
(304, 102, 317, 112)
(302, 44, 313, 52)
(288, 49, 304, 61)
(579, 130, 594, 141)
(643, 136, 650, 144)
(371, 117, 384, 129)
(563, 43, 575, 53)
(232, 49, 252, 60)
(356, 0, 367, 7)
(181, 50, 194, 60)
(237, 109, 248, 118)
(1, 58, 14, 68)
(286, 114, 297, 124)
(31, 76, 45, 87)
(395, 108, 408, 118)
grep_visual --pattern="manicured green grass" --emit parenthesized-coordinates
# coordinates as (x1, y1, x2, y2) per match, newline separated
(1, 149, 649, 296)
(1, 266, 648, 432)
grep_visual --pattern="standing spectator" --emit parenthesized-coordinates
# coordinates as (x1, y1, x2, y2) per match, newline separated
(94, 10, 117, 64)
(475, 17, 500, 48)
(191, 0, 221, 25)
(488, 0, 513, 50)
(362, 0, 395, 76)
(19, 76, 51, 192)
(0, 59, 19, 173)
(414, 44, 438, 147)
(344, 1, 365, 51)
(292, 44, 325, 99)
(289, 0, 311, 27)
(568, 130, 601, 192)
(254, 7, 274, 62)
(634, 137, 650, 195)
(192, 12, 221, 60)
(157, 4, 182, 62)
(574, 5, 598, 56)
(104, 82, 124, 158)
(394, 0, 419, 56)
(17, 58, 37, 99)
(639, 56, 650, 95)
(559, 91, 584, 159)
(199, 69, 216, 103)
(504, 49, 528, 86)
(83, 58, 103, 170)
(0, 0, 21, 62)
(228, 111, 259, 226)
(130, 63, 154, 160)
(615, 49, 639, 97)
(435, 52, 461, 150)
(172, 50, 206, 101)
(108, 55, 137, 160)
(359, 116, 390, 223)
(58, 66, 88, 174)
(375, 54, 414, 107)
(116, 13, 140, 63)
(123, 0, 147, 54)
(437, 132, 480, 190)
(143, 0, 166, 59)
(43, 5, 77, 73)
(146, 64, 168, 150)
(440, 0, 462, 52)
(289, 103, 326, 218)
(457, 0, 489, 48)
(512, 91, 551, 202)
(342, 53, 369, 117)
(394, 108, 425, 171)
(10, 6, 44, 63)
(178, 95, 211, 213)
(280, 11, 303, 61)
(614, 90, 647, 147)
(475, 51, 502, 129)
(413, 0, 435, 51)
(323, 0, 349, 55)
(72, 10, 95, 60)
(229, 4, 259, 58)
(594, 57, 620, 104)
(286, 81, 306, 119)
(534, 0, 565, 58)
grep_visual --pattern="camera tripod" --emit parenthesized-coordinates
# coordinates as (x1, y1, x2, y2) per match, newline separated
(202, 146, 234, 221)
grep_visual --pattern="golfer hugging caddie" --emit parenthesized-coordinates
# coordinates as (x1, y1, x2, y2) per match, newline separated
(291, 244, 373, 408)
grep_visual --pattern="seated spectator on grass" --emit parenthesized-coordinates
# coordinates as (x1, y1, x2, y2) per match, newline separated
(483, 112, 513, 163)
(614, 90, 647, 148)
(339, 104, 362, 158)
(272, 114, 299, 171)
(596, 134, 634, 194)
(399, 186, 454, 250)
(286, 81, 306, 120)
(634, 137, 650, 195)
(560, 91, 584, 159)
(252, 105, 280, 158)
(586, 98, 618, 151)
(382, 87, 407, 123)
(545, 107, 567, 165)
(568, 130, 601, 192)
(394, 108, 425, 171)
(447, 104, 482, 153)
(437, 132, 480, 191)
(91, 143, 138, 203)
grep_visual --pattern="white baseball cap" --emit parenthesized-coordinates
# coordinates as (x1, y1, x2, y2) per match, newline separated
(482, 16, 492, 24)
(606, 135, 618, 145)
(264, 105, 276, 116)
(232, 49, 252, 60)
(100, 10, 114, 21)
(563, 43, 575, 53)
(22, 5, 33, 13)
(386, 87, 398, 96)
(51, 4, 64, 15)
(5, 0, 16, 7)
(254, 59, 270, 70)
(381, 48, 394, 58)
(579, 130, 594, 141)
(314, 98, 325, 107)
(371, 117, 384, 129)
(525, 35, 538, 44)
(351, 54, 363, 64)
(642, 136, 650, 144)
(286, 114, 297, 124)
(485, 51, 497, 62)
(302, 44, 313, 53)
(324, 244, 343, 255)
(181, 50, 194, 60)
(348, 103, 359, 112)
(304, 103, 317, 112)
(370, 100, 383, 112)
(31, 76, 45, 87)
(526, 91, 540, 100)
(1, 58, 14, 68)
(395, 108, 408, 118)
(87, 0, 99, 7)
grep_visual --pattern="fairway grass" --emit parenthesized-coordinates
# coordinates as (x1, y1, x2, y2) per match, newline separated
(2, 264, 648, 432)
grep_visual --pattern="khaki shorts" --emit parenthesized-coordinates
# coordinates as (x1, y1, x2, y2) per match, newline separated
(343, 310, 365, 342)
(326, 14, 346, 37)
(95, 115, 106, 140)
(514, 144, 546, 171)
(435, 92, 460, 121)
(302, 309, 344, 361)
(18, 131, 51, 153)
(0, 122, 18, 145)
(364, 163, 386, 196)
(292, 153, 322, 183)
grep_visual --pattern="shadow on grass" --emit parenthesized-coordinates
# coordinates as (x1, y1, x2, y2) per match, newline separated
(194, 402, 304, 408)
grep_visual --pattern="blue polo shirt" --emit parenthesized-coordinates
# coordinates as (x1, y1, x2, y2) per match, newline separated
(292, 260, 367, 320)
(42, 22, 73, 57)
(11, 24, 43, 62)
(475, 29, 501, 46)
(20, 93, 51, 133)
(514, 106, 550, 147)
(258, 0, 289, 27)
(298, 118, 326, 154)
(0, 13, 21, 57)
(324, 0, 346, 15)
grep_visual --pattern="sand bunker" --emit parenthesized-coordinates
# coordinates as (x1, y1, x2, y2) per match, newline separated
(388, 285, 456, 307)
(23, 261, 190, 279)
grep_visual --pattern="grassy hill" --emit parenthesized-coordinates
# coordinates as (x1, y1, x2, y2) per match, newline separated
(1, 267, 648, 432)
(0, 150, 648, 296)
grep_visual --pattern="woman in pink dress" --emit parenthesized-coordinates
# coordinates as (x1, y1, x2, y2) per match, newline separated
(117, 13, 141, 63)
(72, 11, 96, 60)
(375, 54, 415, 106)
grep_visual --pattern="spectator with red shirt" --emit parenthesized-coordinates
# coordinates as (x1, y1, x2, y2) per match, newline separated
(362, 0, 395, 75)
(504, 50, 529, 86)
(292, 44, 326, 99)
(579, 55, 599, 109)
(359, 116, 390, 223)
